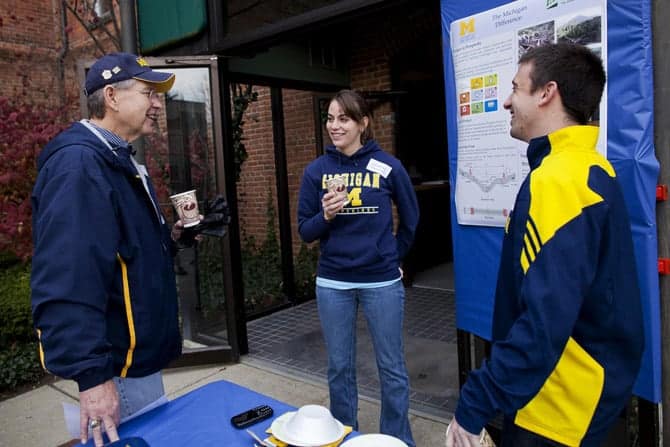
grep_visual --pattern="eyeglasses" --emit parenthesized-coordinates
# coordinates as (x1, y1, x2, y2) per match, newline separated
(136, 89, 159, 102)
(105, 84, 162, 102)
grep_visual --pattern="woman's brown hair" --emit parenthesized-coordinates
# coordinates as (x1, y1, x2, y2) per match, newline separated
(330, 89, 374, 144)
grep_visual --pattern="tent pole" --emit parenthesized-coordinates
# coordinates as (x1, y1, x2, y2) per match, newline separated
(652, 0, 669, 445)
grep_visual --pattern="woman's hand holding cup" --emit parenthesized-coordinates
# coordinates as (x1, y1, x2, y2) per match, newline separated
(323, 175, 349, 221)
(322, 191, 347, 221)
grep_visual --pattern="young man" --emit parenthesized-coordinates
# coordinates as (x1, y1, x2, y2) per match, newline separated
(446, 43, 644, 446)
(31, 53, 186, 447)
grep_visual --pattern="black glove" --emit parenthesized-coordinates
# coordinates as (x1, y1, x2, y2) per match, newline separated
(178, 195, 232, 248)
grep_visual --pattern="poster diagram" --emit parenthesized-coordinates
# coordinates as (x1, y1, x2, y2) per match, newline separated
(458, 163, 516, 194)
(450, 0, 606, 227)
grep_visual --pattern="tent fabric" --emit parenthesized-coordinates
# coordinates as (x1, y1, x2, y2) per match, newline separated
(441, 0, 660, 402)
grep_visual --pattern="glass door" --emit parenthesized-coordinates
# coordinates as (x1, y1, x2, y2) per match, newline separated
(151, 57, 241, 365)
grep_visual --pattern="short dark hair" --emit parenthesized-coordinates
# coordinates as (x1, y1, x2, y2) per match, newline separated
(330, 89, 374, 144)
(519, 43, 605, 124)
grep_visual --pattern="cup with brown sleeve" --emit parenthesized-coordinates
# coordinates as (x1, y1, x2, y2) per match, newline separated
(170, 189, 201, 228)
(326, 174, 349, 205)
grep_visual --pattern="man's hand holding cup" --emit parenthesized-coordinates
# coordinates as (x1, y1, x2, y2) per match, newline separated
(170, 190, 204, 243)
(171, 216, 204, 242)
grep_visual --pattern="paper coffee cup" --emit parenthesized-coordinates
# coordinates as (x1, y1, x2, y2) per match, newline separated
(170, 189, 201, 228)
(326, 175, 349, 205)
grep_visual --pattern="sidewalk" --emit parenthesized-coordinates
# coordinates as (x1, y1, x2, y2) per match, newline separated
(0, 359, 450, 446)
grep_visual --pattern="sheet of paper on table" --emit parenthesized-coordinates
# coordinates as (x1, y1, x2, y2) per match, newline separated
(63, 395, 168, 439)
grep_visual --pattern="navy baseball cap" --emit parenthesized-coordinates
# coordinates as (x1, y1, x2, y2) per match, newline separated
(84, 52, 175, 96)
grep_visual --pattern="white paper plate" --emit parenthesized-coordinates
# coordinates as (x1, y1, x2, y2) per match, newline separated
(341, 434, 408, 447)
(270, 411, 345, 447)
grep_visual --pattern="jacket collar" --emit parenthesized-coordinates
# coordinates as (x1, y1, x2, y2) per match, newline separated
(38, 122, 137, 177)
(526, 125, 600, 170)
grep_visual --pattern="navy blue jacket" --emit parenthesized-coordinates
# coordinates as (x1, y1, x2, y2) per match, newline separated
(31, 122, 182, 391)
(297, 140, 419, 282)
(455, 126, 644, 446)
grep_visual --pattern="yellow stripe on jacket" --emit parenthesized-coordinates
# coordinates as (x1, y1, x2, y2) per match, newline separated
(36, 328, 50, 373)
(117, 253, 136, 377)
(520, 126, 614, 273)
(515, 337, 604, 446)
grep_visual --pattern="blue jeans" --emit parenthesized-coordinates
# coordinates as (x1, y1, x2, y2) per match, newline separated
(113, 371, 165, 419)
(316, 281, 415, 447)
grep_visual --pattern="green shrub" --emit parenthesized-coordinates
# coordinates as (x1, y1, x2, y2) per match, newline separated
(0, 261, 34, 348)
(240, 187, 283, 314)
(241, 233, 282, 313)
(0, 342, 44, 391)
(0, 251, 21, 269)
(241, 235, 319, 313)
(196, 236, 227, 319)
(294, 243, 319, 301)
(0, 259, 45, 392)
(240, 187, 320, 314)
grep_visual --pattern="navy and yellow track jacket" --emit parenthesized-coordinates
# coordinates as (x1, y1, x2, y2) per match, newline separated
(31, 122, 182, 392)
(455, 126, 644, 446)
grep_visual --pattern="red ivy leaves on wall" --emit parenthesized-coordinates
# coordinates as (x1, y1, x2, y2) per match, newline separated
(187, 129, 208, 194)
(0, 97, 68, 261)
(144, 128, 173, 221)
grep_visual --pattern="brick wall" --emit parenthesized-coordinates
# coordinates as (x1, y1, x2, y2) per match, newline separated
(0, 0, 63, 103)
(235, 87, 320, 255)
(0, 0, 116, 112)
(236, 86, 276, 245)
(283, 89, 319, 254)
(0, 0, 60, 49)
(350, 24, 395, 156)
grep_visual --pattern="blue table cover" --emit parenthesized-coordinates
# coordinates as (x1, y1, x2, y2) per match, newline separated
(84, 379, 357, 446)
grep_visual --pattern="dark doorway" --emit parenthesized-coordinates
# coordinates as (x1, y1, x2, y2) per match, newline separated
(392, 32, 452, 286)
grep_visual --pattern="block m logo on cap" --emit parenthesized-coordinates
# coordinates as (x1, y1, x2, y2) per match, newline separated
(136, 57, 149, 67)
(459, 18, 475, 36)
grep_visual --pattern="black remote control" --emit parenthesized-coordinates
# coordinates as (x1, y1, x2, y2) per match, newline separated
(230, 404, 274, 429)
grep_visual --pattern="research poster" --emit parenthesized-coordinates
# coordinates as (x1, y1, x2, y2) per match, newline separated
(451, 0, 606, 226)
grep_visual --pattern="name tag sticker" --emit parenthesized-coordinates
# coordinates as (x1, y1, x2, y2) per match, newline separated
(366, 158, 392, 178)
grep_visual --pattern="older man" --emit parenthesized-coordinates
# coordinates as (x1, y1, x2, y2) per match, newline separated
(31, 53, 184, 446)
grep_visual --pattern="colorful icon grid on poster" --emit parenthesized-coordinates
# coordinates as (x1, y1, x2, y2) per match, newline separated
(460, 73, 498, 116)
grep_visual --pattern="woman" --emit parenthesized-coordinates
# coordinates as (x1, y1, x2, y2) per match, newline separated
(297, 89, 419, 446)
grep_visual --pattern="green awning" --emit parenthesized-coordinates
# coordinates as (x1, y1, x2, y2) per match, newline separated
(138, 0, 208, 52)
